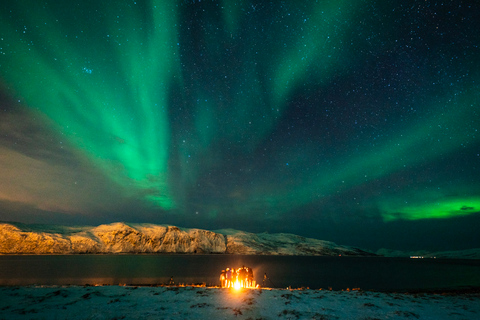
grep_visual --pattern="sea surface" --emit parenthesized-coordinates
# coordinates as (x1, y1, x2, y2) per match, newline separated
(1, 255, 479, 291)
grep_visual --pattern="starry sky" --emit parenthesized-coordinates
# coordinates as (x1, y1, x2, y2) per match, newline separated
(1, 0, 479, 252)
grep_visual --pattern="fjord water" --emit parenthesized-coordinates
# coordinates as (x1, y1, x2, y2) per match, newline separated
(1, 255, 479, 291)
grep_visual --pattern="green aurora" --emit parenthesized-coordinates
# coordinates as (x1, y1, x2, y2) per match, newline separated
(1, 0, 479, 250)
(381, 197, 480, 222)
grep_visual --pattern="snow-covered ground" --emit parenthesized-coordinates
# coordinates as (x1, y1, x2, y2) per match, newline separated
(0, 285, 478, 319)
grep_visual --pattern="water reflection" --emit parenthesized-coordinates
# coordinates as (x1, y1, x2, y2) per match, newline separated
(0, 255, 479, 291)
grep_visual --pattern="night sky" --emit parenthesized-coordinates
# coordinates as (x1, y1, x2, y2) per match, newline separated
(1, 0, 479, 252)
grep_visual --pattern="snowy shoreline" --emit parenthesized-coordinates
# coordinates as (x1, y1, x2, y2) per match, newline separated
(1, 285, 479, 319)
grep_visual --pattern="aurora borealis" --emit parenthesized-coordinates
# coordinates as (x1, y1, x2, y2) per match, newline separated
(1, 0, 479, 251)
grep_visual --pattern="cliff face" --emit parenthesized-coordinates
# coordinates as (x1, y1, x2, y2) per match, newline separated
(92, 223, 226, 254)
(0, 223, 79, 254)
(0, 222, 372, 256)
(0, 223, 226, 254)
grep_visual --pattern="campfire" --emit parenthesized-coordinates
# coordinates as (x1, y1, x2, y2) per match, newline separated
(219, 266, 255, 289)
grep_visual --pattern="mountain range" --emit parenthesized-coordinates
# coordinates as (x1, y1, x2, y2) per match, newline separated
(0, 222, 371, 256)
(1, 222, 478, 258)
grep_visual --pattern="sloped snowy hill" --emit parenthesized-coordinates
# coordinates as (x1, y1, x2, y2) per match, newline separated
(0, 222, 372, 256)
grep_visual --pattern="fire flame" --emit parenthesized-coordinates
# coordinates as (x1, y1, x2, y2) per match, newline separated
(234, 280, 241, 290)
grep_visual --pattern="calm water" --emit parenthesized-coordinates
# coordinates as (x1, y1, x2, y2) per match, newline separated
(1, 255, 479, 291)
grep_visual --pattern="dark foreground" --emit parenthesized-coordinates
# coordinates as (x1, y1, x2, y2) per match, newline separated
(1, 285, 479, 319)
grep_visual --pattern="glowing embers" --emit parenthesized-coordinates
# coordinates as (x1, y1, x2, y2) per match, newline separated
(233, 279, 241, 290)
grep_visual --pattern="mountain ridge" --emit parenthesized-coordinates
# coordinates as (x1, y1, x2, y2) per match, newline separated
(2, 221, 478, 258)
(0, 221, 372, 256)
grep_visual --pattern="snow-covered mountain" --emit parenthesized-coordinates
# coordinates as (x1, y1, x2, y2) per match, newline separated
(0, 222, 226, 254)
(0, 222, 372, 256)
(216, 228, 370, 256)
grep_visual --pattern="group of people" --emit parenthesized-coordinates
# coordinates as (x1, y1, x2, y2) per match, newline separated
(220, 266, 254, 288)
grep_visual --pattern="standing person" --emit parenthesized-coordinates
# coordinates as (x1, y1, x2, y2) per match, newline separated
(226, 268, 232, 288)
(220, 270, 226, 288)
(238, 266, 246, 288)
(247, 267, 254, 287)
(232, 268, 237, 287)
